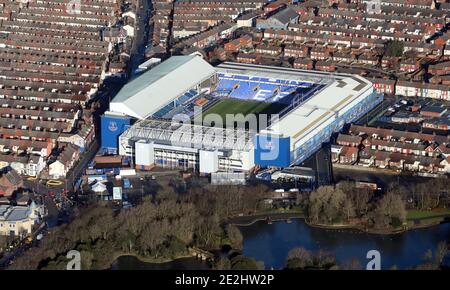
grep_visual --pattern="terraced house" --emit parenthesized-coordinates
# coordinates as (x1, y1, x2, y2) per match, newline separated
(0, 0, 120, 177)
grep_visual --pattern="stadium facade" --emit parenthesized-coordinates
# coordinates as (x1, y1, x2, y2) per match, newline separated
(101, 55, 383, 173)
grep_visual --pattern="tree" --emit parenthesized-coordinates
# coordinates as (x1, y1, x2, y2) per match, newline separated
(384, 40, 404, 57)
(343, 199, 356, 222)
(230, 255, 260, 270)
(435, 241, 448, 265)
(314, 250, 336, 269)
(308, 186, 348, 224)
(286, 247, 313, 269)
(323, 188, 347, 223)
(196, 214, 222, 248)
(340, 258, 362, 270)
(0, 235, 9, 252)
(226, 225, 243, 250)
(424, 249, 433, 262)
(339, 181, 373, 216)
(213, 256, 231, 270)
(80, 250, 94, 270)
(371, 191, 406, 229)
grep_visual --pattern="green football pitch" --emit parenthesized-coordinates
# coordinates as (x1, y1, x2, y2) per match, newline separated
(201, 98, 287, 128)
(203, 98, 286, 120)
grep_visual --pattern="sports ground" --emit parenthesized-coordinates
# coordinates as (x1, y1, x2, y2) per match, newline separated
(202, 98, 287, 129)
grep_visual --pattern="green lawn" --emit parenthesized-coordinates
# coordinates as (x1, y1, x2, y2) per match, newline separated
(406, 209, 450, 220)
(202, 99, 287, 128)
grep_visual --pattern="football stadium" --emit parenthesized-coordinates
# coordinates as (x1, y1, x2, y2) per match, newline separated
(101, 55, 383, 173)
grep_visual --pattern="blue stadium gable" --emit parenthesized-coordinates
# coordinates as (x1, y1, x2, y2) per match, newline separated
(254, 134, 291, 167)
(101, 114, 131, 150)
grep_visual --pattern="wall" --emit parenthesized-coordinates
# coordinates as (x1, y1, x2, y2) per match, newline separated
(101, 113, 131, 153)
(254, 135, 291, 167)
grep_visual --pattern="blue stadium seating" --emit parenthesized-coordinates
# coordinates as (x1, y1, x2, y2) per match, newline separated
(215, 73, 317, 102)
(153, 103, 175, 118)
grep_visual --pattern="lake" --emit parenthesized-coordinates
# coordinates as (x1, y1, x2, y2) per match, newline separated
(110, 219, 449, 270)
(239, 219, 450, 270)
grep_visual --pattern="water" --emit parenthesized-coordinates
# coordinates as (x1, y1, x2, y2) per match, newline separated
(111, 256, 209, 270)
(110, 220, 449, 270)
(239, 219, 450, 270)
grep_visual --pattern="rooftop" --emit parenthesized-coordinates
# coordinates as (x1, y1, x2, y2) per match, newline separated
(110, 55, 216, 119)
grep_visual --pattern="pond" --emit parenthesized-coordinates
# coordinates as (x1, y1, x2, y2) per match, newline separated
(239, 219, 450, 269)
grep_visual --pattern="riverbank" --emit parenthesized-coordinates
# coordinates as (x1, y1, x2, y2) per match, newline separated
(110, 255, 210, 270)
(227, 210, 305, 226)
(108, 252, 196, 270)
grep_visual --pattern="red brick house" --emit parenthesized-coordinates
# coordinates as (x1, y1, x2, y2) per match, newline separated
(336, 134, 362, 147)
(420, 106, 447, 118)
(339, 146, 359, 164)
(293, 58, 313, 70)
(236, 53, 258, 64)
(315, 61, 336, 72)
(310, 46, 330, 60)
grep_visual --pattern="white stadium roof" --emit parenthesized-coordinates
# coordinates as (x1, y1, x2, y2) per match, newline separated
(110, 55, 216, 119)
(269, 75, 372, 149)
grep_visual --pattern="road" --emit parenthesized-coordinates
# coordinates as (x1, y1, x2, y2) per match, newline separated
(333, 166, 434, 189)
(0, 222, 47, 269)
(65, 140, 100, 190)
(128, 0, 151, 76)
(24, 140, 99, 193)
(355, 97, 396, 126)
(299, 144, 333, 188)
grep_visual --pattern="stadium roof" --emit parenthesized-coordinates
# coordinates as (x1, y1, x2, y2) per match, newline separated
(269, 75, 373, 147)
(110, 55, 216, 119)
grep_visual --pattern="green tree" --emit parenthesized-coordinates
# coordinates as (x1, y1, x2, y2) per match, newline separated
(384, 40, 404, 57)
(230, 255, 260, 270)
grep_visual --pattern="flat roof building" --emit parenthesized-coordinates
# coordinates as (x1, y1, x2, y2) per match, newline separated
(110, 55, 216, 119)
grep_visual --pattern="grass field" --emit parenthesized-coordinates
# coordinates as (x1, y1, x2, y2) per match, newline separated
(406, 209, 450, 227)
(406, 209, 450, 220)
(202, 99, 287, 128)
